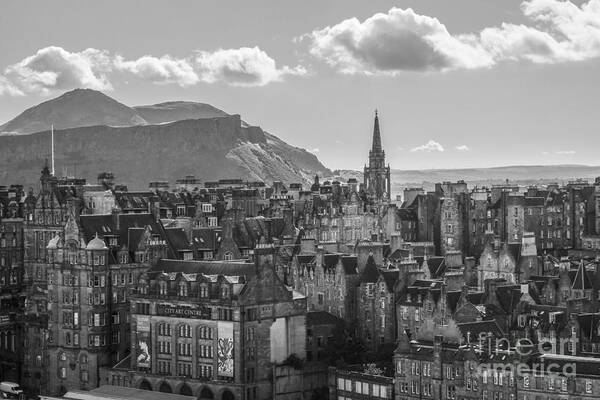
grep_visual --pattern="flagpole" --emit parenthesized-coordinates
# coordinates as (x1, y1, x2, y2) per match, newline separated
(51, 124, 55, 176)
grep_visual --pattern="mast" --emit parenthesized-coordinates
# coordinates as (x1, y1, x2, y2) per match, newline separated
(51, 124, 55, 176)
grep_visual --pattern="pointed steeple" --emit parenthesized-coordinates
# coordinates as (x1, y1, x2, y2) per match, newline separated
(372, 109, 382, 153)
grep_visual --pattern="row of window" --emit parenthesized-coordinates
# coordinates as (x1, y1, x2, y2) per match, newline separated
(157, 323, 214, 338)
(337, 378, 390, 398)
(156, 361, 214, 378)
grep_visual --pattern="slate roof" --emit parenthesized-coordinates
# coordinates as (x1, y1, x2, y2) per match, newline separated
(572, 261, 594, 290)
(457, 320, 504, 341)
(306, 311, 343, 327)
(381, 269, 399, 291)
(297, 254, 316, 264)
(191, 228, 219, 250)
(323, 254, 340, 270)
(79, 214, 115, 242)
(341, 256, 358, 275)
(426, 257, 446, 278)
(361, 255, 380, 283)
(152, 258, 256, 277)
(165, 228, 191, 253)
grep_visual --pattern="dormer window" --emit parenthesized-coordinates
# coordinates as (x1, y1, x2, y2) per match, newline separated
(179, 282, 188, 297)
(159, 281, 168, 295)
(199, 284, 209, 298)
(221, 285, 230, 299)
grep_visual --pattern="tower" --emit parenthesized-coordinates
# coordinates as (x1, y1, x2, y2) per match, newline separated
(363, 111, 391, 202)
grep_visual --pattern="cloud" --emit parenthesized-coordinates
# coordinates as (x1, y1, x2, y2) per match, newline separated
(309, 148, 320, 154)
(0, 46, 305, 96)
(115, 55, 199, 86)
(411, 140, 444, 152)
(542, 150, 576, 155)
(194, 47, 306, 87)
(304, 0, 600, 73)
(455, 145, 470, 151)
(2, 46, 113, 95)
(555, 150, 576, 154)
(0, 75, 20, 96)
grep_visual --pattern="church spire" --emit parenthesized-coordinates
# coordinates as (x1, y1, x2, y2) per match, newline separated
(372, 109, 382, 153)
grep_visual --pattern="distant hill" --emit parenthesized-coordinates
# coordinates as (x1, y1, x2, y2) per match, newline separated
(335, 165, 600, 196)
(132, 101, 229, 125)
(0, 89, 147, 134)
(0, 89, 331, 189)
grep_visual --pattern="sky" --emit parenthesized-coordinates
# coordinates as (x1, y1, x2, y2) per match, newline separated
(0, 0, 599, 171)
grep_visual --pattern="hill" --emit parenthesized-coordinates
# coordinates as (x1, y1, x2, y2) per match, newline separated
(0, 90, 331, 189)
(0, 89, 147, 134)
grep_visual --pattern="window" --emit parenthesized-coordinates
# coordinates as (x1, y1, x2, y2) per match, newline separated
(179, 324, 192, 337)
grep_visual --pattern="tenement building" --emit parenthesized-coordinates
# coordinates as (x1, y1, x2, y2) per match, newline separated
(103, 245, 307, 400)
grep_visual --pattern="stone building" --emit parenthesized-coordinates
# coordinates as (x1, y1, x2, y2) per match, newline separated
(0, 185, 25, 383)
(103, 246, 307, 400)
(356, 255, 398, 352)
(291, 244, 359, 320)
(43, 211, 169, 395)
(363, 111, 391, 203)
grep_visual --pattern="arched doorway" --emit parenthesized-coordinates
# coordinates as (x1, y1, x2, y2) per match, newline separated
(180, 384, 193, 396)
(139, 380, 153, 391)
(199, 387, 214, 399)
(221, 390, 235, 400)
(159, 382, 172, 393)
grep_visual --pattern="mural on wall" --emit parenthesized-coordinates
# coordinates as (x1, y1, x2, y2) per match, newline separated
(217, 321, 234, 377)
(136, 315, 151, 368)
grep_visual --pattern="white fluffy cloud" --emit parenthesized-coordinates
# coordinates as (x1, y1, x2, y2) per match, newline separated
(2, 46, 113, 95)
(114, 55, 199, 86)
(304, 0, 600, 73)
(411, 140, 444, 152)
(0, 46, 305, 95)
(194, 47, 306, 87)
(455, 145, 470, 151)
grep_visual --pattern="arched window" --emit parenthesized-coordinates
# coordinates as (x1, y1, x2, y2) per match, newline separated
(158, 382, 172, 393)
(199, 387, 214, 400)
(224, 251, 233, 261)
(159, 281, 168, 295)
(139, 379, 152, 391)
(179, 324, 191, 338)
(158, 323, 171, 336)
(222, 389, 235, 400)
(179, 282, 188, 297)
(221, 285, 230, 299)
(179, 384, 193, 396)
(199, 284, 209, 298)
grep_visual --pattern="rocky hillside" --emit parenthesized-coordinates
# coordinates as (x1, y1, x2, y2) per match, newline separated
(0, 90, 331, 189)
(132, 101, 229, 124)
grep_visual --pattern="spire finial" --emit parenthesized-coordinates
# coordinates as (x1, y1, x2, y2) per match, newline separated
(371, 110, 382, 153)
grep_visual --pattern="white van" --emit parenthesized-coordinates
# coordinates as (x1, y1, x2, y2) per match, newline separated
(0, 382, 24, 398)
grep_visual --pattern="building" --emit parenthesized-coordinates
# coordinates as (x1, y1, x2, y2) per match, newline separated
(103, 245, 307, 400)
(363, 112, 391, 203)
(330, 363, 394, 399)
